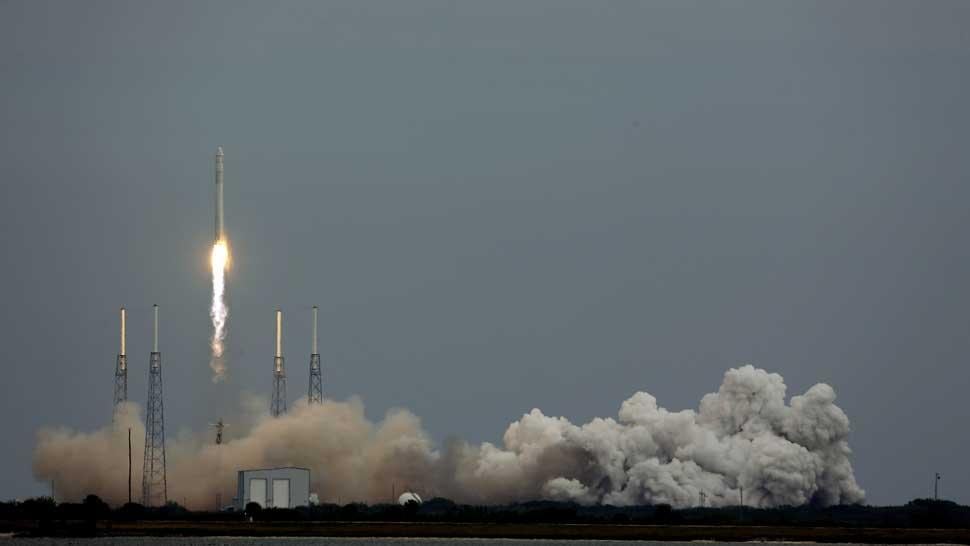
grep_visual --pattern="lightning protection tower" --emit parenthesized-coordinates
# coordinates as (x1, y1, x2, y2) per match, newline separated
(142, 304, 168, 507)
(113, 307, 128, 414)
(271, 308, 287, 417)
(308, 305, 323, 404)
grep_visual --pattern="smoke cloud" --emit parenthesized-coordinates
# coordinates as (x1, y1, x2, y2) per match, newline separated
(34, 365, 864, 509)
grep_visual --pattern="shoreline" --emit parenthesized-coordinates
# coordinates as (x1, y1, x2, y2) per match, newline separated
(6, 521, 970, 543)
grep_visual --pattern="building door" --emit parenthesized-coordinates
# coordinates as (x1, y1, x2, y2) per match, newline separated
(250, 478, 267, 507)
(273, 479, 290, 508)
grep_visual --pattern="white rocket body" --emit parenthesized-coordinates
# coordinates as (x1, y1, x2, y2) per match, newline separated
(215, 146, 225, 242)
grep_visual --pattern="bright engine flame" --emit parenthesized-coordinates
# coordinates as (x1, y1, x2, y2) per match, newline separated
(209, 239, 229, 381)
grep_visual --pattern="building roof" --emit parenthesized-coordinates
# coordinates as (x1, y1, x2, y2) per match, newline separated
(238, 466, 310, 473)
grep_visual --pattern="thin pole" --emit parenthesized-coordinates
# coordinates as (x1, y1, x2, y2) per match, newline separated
(312, 306, 318, 355)
(120, 307, 126, 356)
(153, 304, 159, 353)
(739, 486, 743, 522)
(275, 308, 282, 358)
(128, 428, 132, 504)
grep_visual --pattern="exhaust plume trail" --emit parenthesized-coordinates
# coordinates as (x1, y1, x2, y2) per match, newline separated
(34, 365, 864, 509)
(209, 239, 229, 381)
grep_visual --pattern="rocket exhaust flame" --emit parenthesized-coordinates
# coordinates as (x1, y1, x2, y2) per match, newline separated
(210, 239, 229, 381)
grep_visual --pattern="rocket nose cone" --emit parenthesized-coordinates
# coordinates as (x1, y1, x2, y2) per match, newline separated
(216, 146, 224, 156)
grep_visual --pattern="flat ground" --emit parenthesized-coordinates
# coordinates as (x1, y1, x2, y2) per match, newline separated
(6, 520, 970, 543)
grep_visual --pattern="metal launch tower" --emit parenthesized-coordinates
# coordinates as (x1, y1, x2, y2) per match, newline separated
(113, 307, 127, 413)
(142, 304, 168, 507)
(271, 309, 287, 417)
(308, 305, 323, 404)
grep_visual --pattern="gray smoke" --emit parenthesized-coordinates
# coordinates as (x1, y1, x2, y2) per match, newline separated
(34, 365, 864, 508)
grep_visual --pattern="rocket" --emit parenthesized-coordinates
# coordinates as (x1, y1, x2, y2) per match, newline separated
(215, 146, 225, 242)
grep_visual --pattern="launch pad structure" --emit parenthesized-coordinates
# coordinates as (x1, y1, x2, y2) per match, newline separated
(142, 304, 168, 507)
(103, 147, 336, 508)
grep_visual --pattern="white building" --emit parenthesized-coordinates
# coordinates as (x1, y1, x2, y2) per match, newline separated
(236, 467, 310, 510)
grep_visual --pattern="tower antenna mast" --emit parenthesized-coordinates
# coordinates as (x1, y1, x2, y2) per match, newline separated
(113, 307, 128, 414)
(308, 305, 323, 404)
(270, 309, 287, 416)
(142, 304, 168, 506)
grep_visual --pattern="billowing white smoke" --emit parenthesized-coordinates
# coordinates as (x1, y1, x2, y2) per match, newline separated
(456, 365, 865, 507)
(209, 240, 229, 381)
(34, 366, 864, 508)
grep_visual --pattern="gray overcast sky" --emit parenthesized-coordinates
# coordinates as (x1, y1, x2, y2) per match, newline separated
(1, 0, 968, 505)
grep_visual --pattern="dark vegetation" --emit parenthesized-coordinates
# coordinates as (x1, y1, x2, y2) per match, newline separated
(0, 495, 967, 529)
